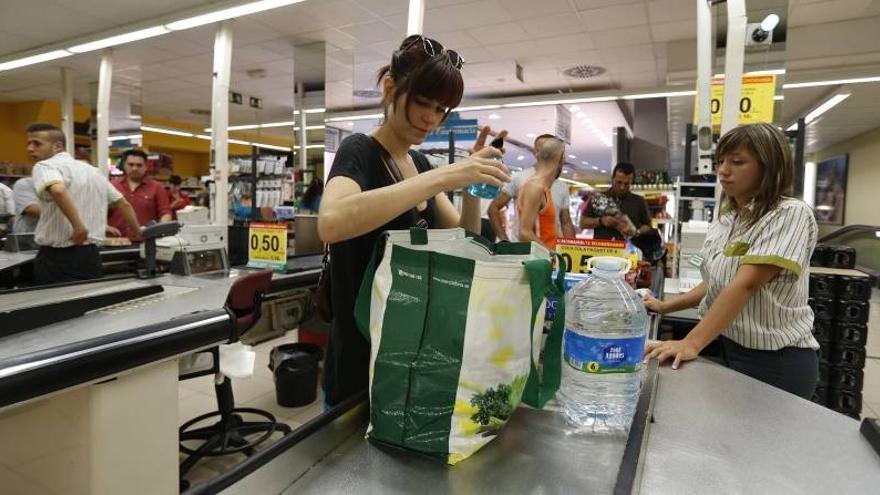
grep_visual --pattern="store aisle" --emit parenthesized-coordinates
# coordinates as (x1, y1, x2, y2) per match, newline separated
(861, 289, 880, 418)
(178, 330, 323, 487)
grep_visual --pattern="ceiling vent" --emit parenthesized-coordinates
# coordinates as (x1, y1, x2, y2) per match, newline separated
(246, 68, 268, 79)
(353, 89, 383, 98)
(562, 65, 606, 79)
(189, 108, 211, 116)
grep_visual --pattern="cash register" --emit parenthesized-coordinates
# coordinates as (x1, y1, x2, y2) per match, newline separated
(148, 207, 230, 276)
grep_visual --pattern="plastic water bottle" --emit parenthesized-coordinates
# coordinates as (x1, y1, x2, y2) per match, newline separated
(467, 182, 499, 199)
(558, 256, 647, 434)
(466, 136, 504, 199)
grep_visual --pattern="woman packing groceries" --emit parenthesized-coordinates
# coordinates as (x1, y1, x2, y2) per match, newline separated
(317, 35, 510, 407)
(642, 123, 819, 399)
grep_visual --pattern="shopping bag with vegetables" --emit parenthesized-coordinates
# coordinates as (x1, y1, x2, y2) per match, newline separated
(354, 227, 564, 465)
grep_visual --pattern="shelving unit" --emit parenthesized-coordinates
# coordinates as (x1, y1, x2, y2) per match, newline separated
(669, 181, 717, 279)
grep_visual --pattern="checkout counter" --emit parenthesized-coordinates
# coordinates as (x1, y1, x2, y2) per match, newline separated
(184, 314, 880, 495)
(0, 217, 322, 494)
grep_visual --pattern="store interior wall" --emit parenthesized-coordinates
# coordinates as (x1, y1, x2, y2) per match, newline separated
(811, 125, 880, 238)
(0, 100, 90, 164)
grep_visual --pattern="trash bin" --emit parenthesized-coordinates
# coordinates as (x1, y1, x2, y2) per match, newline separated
(269, 343, 324, 407)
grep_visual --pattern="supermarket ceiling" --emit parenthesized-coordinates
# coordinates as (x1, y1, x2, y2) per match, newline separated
(1, 0, 880, 176)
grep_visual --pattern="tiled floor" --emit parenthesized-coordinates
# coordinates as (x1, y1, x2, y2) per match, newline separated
(178, 329, 324, 488)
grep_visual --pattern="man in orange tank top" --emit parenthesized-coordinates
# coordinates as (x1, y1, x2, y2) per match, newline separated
(517, 135, 566, 250)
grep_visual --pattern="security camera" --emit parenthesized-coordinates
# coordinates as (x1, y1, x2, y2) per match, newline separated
(746, 13, 780, 46)
(746, 23, 773, 46)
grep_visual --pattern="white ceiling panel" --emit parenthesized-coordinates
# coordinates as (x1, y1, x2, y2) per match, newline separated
(424, 30, 482, 50)
(466, 22, 529, 46)
(354, 0, 409, 17)
(650, 19, 698, 42)
(338, 20, 405, 46)
(520, 13, 592, 39)
(501, 0, 576, 19)
(573, 0, 643, 9)
(590, 26, 653, 49)
(532, 33, 596, 54)
(579, 2, 649, 31)
(788, 0, 874, 27)
(486, 41, 544, 60)
(646, 0, 695, 24)
(423, 0, 515, 32)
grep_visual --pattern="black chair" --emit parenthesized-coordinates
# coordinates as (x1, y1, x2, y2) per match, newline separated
(178, 270, 291, 481)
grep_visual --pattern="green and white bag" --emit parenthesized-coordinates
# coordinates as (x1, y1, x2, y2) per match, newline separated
(354, 228, 564, 465)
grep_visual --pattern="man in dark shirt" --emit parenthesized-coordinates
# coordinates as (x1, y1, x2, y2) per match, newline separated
(580, 162, 652, 240)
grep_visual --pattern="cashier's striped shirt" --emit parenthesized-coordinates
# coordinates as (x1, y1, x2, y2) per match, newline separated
(697, 198, 819, 351)
(32, 152, 123, 248)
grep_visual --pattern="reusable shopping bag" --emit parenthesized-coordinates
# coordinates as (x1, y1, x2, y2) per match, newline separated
(354, 227, 564, 464)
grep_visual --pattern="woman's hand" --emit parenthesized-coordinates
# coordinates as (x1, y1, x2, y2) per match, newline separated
(643, 339, 700, 369)
(641, 292, 666, 314)
(439, 148, 510, 191)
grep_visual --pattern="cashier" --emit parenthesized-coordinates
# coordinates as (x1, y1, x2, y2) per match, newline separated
(107, 149, 172, 239)
(642, 123, 819, 399)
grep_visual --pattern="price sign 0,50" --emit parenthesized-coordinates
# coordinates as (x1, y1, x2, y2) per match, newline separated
(247, 222, 287, 271)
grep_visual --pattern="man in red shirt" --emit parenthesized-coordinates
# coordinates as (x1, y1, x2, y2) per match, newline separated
(107, 149, 172, 239)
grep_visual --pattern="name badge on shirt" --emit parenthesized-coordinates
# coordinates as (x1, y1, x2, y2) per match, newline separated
(687, 254, 704, 267)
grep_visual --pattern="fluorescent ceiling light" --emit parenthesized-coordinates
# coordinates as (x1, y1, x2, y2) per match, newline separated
(622, 90, 696, 100)
(591, 166, 599, 170)
(227, 124, 261, 131)
(457, 104, 502, 111)
(260, 121, 297, 129)
(326, 113, 383, 122)
(517, 155, 525, 161)
(258, 143, 292, 151)
(228, 139, 251, 146)
(502, 96, 618, 108)
(0, 50, 71, 72)
(774, 95, 784, 101)
(526, 133, 536, 138)
(581, 161, 588, 165)
(303, 108, 326, 114)
(306, 144, 325, 149)
(488, 113, 501, 120)
(761, 14, 781, 32)
(68, 26, 169, 53)
(559, 178, 593, 189)
(166, 0, 306, 30)
(141, 125, 194, 137)
(804, 92, 850, 124)
(783, 76, 880, 88)
(713, 69, 786, 78)
(195, 135, 213, 141)
(568, 154, 576, 159)
(108, 134, 143, 142)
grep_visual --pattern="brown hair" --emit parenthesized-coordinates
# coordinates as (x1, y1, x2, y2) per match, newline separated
(715, 123, 793, 228)
(26, 122, 66, 147)
(376, 37, 464, 128)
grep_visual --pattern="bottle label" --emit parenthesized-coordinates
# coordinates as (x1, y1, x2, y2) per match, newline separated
(563, 330, 645, 374)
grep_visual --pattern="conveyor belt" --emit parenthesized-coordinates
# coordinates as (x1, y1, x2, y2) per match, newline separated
(0, 279, 165, 337)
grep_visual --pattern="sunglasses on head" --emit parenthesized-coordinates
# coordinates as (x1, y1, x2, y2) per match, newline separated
(399, 34, 464, 70)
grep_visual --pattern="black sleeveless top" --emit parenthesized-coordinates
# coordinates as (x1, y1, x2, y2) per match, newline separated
(324, 133, 438, 405)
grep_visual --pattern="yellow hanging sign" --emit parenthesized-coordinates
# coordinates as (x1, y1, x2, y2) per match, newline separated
(694, 75, 777, 129)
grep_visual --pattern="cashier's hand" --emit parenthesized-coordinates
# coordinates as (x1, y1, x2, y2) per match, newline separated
(643, 339, 700, 370)
(641, 293, 665, 314)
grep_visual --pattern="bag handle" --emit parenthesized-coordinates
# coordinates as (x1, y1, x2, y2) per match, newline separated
(521, 252, 566, 409)
(354, 232, 389, 342)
